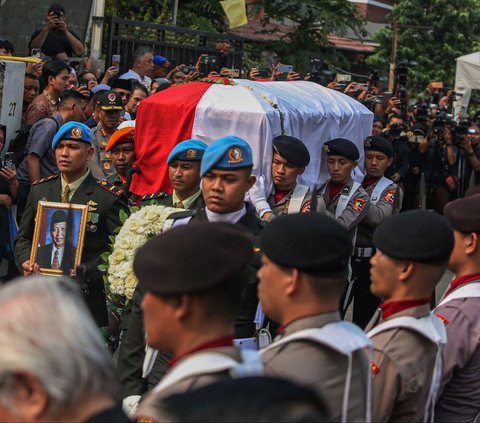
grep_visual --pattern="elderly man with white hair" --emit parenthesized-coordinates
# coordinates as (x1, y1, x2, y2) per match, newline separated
(0, 276, 130, 422)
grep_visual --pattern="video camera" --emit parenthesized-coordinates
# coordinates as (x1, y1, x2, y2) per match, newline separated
(309, 58, 333, 85)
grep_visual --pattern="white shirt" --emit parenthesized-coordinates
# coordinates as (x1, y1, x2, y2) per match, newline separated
(205, 206, 246, 224)
(119, 69, 152, 90)
(50, 245, 65, 268)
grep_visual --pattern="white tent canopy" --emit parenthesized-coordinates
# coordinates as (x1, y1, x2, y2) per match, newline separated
(453, 51, 480, 118)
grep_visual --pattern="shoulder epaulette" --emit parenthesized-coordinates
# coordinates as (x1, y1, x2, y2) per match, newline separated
(98, 179, 124, 197)
(168, 209, 196, 220)
(32, 174, 58, 185)
(141, 192, 169, 201)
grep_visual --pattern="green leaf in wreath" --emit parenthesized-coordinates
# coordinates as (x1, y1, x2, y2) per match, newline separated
(98, 264, 107, 272)
(119, 208, 129, 223)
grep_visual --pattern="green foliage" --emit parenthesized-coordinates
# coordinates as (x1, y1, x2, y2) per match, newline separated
(366, 0, 480, 94)
(250, 0, 367, 72)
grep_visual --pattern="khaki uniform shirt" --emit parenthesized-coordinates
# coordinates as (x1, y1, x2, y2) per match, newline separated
(267, 185, 311, 216)
(317, 177, 370, 240)
(367, 304, 438, 423)
(262, 312, 370, 421)
(135, 346, 243, 421)
(90, 124, 117, 180)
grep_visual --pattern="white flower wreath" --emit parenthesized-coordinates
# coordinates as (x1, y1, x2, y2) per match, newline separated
(105, 205, 180, 300)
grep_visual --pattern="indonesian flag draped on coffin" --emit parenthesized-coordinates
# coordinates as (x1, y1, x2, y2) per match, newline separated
(130, 80, 374, 197)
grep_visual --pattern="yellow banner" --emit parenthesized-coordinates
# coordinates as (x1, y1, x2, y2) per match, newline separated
(220, 0, 248, 29)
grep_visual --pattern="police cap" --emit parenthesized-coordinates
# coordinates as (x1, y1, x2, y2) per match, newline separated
(444, 194, 480, 233)
(373, 210, 454, 263)
(134, 222, 253, 296)
(364, 136, 393, 158)
(323, 138, 359, 161)
(261, 213, 352, 276)
(272, 135, 310, 167)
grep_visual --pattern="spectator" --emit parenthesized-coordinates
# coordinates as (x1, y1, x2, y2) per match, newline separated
(151, 55, 170, 79)
(22, 73, 40, 123)
(90, 90, 123, 179)
(16, 90, 87, 193)
(24, 59, 70, 125)
(111, 79, 133, 119)
(372, 119, 384, 136)
(119, 46, 153, 90)
(0, 276, 130, 422)
(124, 83, 148, 120)
(0, 125, 19, 282)
(29, 3, 85, 57)
(67, 67, 78, 89)
(0, 37, 14, 56)
(78, 70, 98, 91)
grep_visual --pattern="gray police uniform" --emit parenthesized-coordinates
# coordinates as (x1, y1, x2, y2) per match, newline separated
(317, 177, 369, 240)
(267, 186, 311, 216)
(262, 313, 370, 422)
(351, 177, 400, 328)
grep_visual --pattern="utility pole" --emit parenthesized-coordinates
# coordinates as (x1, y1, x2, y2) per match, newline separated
(388, 18, 398, 93)
(172, 0, 179, 25)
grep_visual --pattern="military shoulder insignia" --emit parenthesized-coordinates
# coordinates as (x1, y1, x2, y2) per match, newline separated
(383, 188, 396, 204)
(97, 179, 124, 197)
(141, 192, 169, 201)
(32, 174, 59, 185)
(435, 313, 450, 326)
(352, 197, 366, 212)
(371, 361, 381, 375)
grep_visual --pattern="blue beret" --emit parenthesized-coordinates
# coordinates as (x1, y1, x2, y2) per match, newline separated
(167, 139, 208, 164)
(200, 136, 253, 177)
(52, 122, 93, 149)
(323, 138, 359, 161)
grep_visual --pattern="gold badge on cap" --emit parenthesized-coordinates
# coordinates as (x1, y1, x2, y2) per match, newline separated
(104, 162, 111, 170)
(365, 137, 372, 147)
(108, 92, 116, 102)
(186, 149, 197, 159)
(323, 144, 330, 153)
(71, 127, 82, 139)
(228, 147, 243, 164)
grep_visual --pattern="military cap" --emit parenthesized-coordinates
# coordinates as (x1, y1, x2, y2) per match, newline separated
(272, 135, 310, 167)
(364, 135, 393, 158)
(52, 121, 92, 149)
(133, 222, 253, 295)
(105, 127, 135, 152)
(96, 90, 123, 110)
(444, 194, 480, 233)
(373, 210, 454, 263)
(323, 138, 359, 161)
(167, 139, 208, 165)
(200, 135, 253, 177)
(91, 84, 111, 94)
(110, 79, 132, 91)
(261, 213, 352, 277)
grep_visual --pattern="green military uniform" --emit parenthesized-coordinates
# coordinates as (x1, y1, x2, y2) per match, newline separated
(14, 172, 129, 326)
(139, 191, 204, 209)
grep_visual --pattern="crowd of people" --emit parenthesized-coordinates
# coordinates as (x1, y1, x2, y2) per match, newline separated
(1, 3, 480, 423)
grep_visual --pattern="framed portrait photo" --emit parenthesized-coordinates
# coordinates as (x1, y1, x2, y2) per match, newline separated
(30, 201, 88, 276)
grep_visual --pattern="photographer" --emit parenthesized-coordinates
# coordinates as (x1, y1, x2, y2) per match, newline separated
(29, 3, 85, 57)
(383, 114, 409, 184)
(421, 115, 458, 213)
(458, 120, 480, 195)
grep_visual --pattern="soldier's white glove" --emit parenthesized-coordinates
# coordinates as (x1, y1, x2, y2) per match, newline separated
(122, 395, 141, 417)
(248, 175, 273, 218)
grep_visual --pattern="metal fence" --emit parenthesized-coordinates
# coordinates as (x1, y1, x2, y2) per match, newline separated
(104, 17, 244, 73)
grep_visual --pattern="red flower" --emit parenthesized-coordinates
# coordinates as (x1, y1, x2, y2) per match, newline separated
(223, 78, 230, 85)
